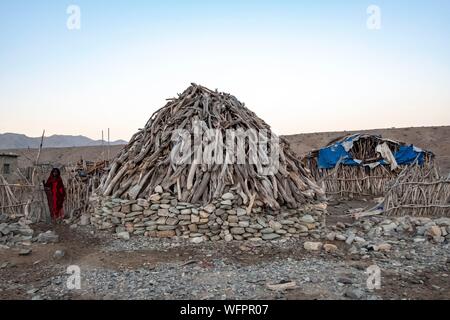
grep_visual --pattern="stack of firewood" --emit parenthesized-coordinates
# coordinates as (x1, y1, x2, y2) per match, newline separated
(99, 84, 324, 209)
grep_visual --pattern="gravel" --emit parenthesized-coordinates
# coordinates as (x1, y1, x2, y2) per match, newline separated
(1, 211, 449, 300)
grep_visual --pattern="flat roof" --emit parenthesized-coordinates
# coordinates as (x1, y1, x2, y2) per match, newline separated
(0, 153, 19, 157)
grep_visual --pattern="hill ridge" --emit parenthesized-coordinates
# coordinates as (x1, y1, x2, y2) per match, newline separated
(0, 132, 127, 149)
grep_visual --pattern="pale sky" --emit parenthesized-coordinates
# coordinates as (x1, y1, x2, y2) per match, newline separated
(0, 0, 449, 141)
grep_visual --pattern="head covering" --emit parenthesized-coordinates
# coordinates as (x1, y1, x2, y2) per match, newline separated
(45, 168, 66, 220)
(51, 167, 61, 177)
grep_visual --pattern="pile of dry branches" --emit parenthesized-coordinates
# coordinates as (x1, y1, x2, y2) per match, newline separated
(384, 165, 450, 216)
(99, 84, 324, 209)
(64, 174, 94, 217)
(64, 160, 107, 217)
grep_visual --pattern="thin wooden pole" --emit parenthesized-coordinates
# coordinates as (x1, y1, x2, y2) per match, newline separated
(102, 130, 104, 163)
(108, 128, 111, 161)
(32, 129, 45, 185)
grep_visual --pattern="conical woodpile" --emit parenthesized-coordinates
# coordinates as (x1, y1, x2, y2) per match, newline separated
(99, 84, 324, 209)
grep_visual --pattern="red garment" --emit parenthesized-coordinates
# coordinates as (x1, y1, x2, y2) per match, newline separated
(45, 173, 66, 220)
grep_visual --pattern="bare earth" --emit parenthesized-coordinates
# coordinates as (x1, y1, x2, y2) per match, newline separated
(1, 126, 449, 300)
(4, 126, 449, 174)
(1, 207, 449, 300)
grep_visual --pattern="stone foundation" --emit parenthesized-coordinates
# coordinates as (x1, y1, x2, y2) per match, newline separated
(89, 187, 327, 242)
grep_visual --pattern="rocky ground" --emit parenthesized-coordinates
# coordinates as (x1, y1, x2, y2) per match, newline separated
(0, 199, 449, 300)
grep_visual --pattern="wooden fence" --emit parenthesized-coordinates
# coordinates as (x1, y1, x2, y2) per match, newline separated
(0, 174, 49, 221)
(310, 164, 398, 197)
(384, 165, 450, 216)
(0, 168, 99, 221)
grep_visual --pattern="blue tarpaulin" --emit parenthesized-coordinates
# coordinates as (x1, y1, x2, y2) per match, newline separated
(318, 144, 360, 169)
(394, 145, 425, 165)
(317, 134, 427, 169)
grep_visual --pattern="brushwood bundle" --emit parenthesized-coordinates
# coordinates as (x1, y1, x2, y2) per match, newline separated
(99, 84, 324, 209)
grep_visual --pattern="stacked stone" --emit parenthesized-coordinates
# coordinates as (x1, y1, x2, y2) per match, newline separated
(89, 186, 327, 242)
(0, 213, 34, 248)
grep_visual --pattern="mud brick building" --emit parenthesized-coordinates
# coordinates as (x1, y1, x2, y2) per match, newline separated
(0, 153, 19, 183)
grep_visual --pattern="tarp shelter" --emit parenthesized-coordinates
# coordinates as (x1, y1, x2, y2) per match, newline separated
(317, 134, 429, 170)
(303, 134, 434, 197)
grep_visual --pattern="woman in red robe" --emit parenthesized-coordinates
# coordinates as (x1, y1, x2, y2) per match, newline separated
(44, 168, 66, 222)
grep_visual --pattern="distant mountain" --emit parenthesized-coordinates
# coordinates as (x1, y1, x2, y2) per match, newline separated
(0, 133, 127, 150)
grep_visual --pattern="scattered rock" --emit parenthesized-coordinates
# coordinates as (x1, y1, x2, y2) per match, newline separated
(79, 214, 90, 226)
(304, 242, 323, 251)
(239, 245, 250, 252)
(27, 288, 39, 295)
(344, 288, 364, 299)
(338, 277, 353, 284)
(18, 249, 32, 256)
(266, 281, 297, 291)
(117, 232, 130, 240)
(354, 236, 366, 244)
(17, 228, 34, 236)
(326, 232, 336, 241)
(345, 234, 355, 245)
(382, 222, 397, 233)
(426, 226, 442, 237)
(324, 243, 338, 253)
(37, 231, 59, 244)
(53, 250, 65, 259)
(336, 234, 346, 241)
